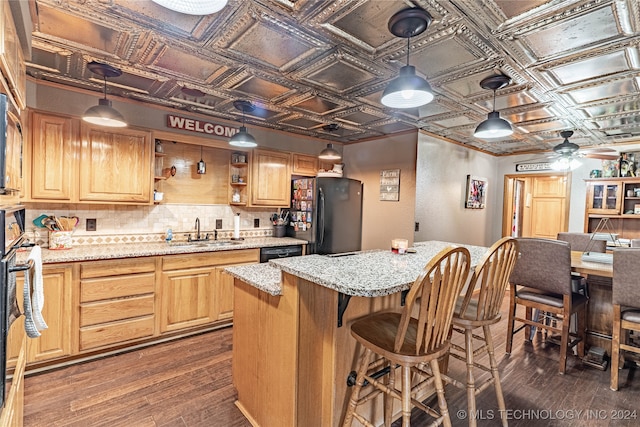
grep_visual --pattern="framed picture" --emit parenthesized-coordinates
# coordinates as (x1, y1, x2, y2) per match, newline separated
(465, 175, 487, 209)
(380, 169, 400, 201)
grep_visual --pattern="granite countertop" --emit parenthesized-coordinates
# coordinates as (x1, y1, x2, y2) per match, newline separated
(17, 237, 307, 264)
(224, 263, 283, 296)
(227, 241, 489, 298)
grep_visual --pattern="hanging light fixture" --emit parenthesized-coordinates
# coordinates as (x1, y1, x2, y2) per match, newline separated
(151, 0, 227, 15)
(474, 74, 513, 139)
(381, 7, 434, 109)
(82, 61, 127, 128)
(229, 100, 258, 148)
(319, 144, 342, 161)
(197, 146, 206, 174)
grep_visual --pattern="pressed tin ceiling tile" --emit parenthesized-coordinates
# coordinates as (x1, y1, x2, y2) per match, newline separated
(25, 0, 640, 153)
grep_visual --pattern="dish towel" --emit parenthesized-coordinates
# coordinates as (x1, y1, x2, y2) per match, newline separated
(24, 245, 48, 338)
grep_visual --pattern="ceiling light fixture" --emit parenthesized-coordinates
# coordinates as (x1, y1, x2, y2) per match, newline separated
(474, 74, 513, 139)
(381, 7, 434, 109)
(319, 143, 342, 161)
(229, 100, 258, 148)
(82, 61, 127, 128)
(151, 0, 227, 15)
(197, 146, 206, 174)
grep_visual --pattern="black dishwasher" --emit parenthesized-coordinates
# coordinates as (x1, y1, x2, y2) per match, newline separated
(259, 245, 303, 263)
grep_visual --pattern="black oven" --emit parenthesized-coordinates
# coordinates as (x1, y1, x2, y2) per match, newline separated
(0, 205, 29, 408)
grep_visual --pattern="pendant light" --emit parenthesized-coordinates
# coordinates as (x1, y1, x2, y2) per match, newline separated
(151, 0, 227, 15)
(197, 146, 206, 174)
(381, 8, 434, 109)
(82, 61, 127, 128)
(319, 144, 342, 161)
(229, 100, 258, 148)
(474, 74, 513, 139)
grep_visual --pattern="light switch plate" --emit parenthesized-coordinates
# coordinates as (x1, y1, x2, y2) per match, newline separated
(216, 219, 223, 229)
(254, 218, 260, 228)
(86, 218, 97, 231)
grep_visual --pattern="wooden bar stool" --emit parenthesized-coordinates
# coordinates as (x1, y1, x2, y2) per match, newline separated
(446, 237, 518, 427)
(610, 248, 640, 391)
(342, 246, 471, 427)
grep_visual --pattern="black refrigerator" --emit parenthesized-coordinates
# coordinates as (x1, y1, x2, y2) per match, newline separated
(287, 177, 363, 255)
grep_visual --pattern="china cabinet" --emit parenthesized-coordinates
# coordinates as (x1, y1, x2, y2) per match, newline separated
(584, 178, 640, 240)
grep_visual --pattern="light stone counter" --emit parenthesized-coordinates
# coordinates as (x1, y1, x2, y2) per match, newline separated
(224, 263, 282, 296)
(17, 237, 307, 264)
(269, 240, 488, 297)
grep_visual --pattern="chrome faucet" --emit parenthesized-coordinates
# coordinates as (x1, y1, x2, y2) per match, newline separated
(195, 217, 201, 240)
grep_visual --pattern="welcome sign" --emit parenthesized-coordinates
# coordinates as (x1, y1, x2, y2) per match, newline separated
(166, 114, 238, 138)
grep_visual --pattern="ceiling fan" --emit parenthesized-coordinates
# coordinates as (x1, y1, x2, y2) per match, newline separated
(536, 130, 619, 171)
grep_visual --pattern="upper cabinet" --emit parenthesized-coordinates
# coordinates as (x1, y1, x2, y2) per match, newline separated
(0, 1, 26, 110)
(28, 111, 154, 204)
(292, 153, 318, 177)
(586, 180, 622, 215)
(250, 148, 291, 207)
(79, 124, 153, 203)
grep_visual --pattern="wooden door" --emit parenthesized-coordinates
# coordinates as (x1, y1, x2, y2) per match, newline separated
(29, 112, 76, 201)
(250, 148, 291, 207)
(160, 267, 216, 332)
(79, 124, 153, 203)
(503, 173, 570, 239)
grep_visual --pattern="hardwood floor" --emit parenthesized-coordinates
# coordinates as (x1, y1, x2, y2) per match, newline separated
(23, 296, 640, 427)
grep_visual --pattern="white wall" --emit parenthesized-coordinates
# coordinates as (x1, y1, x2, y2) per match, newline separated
(414, 133, 498, 247)
(343, 132, 417, 251)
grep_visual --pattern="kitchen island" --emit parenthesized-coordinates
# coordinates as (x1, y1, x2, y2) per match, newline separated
(225, 241, 488, 427)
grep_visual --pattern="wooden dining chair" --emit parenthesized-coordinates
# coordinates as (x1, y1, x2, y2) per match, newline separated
(610, 248, 640, 391)
(446, 237, 518, 427)
(342, 246, 471, 427)
(506, 238, 588, 374)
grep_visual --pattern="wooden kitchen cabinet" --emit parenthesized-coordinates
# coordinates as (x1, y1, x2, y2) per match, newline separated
(250, 148, 291, 207)
(79, 258, 156, 351)
(584, 178, 640, 240)
(160, 249, 259, 332)
(586, 179, 622, 214)
(28, 111, 154, 204)
(6, 264, 74, 366)
(229, 151, 250, 206)
(80, 123, 153, 203)
(292, 153, 318, 176)
(0, 325, 25, 427)
(29, 112, 77, 201)
(0, 0, 26, 110)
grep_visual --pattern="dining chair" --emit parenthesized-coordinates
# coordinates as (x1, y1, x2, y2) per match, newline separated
(610, 248, 640, 391)
(342, 246, 471, 427)
(506, 237, 588, 374)
(446, 237, 519, 427)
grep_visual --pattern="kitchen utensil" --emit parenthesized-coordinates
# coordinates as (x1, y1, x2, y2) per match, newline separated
(33, 214, 49, 228)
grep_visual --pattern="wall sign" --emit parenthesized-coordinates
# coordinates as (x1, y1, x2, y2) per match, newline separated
(166, 114, 238, 138)
(380, 169, 400, 201)
(515, 162, 552, 172)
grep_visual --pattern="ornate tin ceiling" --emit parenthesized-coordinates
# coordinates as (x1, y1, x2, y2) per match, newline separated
(24, 0, 640, 155)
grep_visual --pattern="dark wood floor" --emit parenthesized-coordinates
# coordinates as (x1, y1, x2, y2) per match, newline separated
(24, 297, 640, 427)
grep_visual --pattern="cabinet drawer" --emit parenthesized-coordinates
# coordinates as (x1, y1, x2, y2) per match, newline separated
(81, 257, 156, 279)
(80, 316, 154, 351)
(162, 249, 259, 270)
(80, 295, 154, 327)
(80, 272, 155, 302)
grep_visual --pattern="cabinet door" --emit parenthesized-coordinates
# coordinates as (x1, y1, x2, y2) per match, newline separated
(292, 153, 318, 176)
(250, 148, 291, 207)
(5, 111, 22, 193)
(30, 112, 76, 201)
(79, 124, 153, 203)
(213, 267, 236, 321)
(160, 267, 216, 332)
(587, 181, 621, 214)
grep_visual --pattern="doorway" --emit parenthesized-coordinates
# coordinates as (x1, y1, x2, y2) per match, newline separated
(503, 173, 571, 238)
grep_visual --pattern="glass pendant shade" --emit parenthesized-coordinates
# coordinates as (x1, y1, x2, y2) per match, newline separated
(151, 0, 227, 15)
(82, 98, 127, 128)
(318, 143, 342, 160)
(381, 65, 434, 109)
(197, 146, 206, 174)
(550, 156, 581, 171)
(474, 111, 513, 139)
(229, 126, 257, 148)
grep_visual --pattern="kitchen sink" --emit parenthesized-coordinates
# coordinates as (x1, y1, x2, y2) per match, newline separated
(169, 240, 240, 248)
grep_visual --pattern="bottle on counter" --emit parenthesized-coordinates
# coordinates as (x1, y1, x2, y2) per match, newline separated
(166, 228, 173, 243)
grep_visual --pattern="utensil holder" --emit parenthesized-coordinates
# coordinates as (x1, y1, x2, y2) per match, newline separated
(274, 225, 286, 238)
(49, 231, 73, 250)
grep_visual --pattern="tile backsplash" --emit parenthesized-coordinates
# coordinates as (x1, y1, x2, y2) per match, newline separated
(24, 203, 280, 246)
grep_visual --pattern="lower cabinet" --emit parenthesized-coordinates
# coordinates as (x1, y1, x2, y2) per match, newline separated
(160, 249, 259, 332)
(1, 322, 26, 427)
(79, 257, 156, 351)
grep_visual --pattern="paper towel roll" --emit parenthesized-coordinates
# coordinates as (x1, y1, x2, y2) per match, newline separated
(234, 214, 240, 239)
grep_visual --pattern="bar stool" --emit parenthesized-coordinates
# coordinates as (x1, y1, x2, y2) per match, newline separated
(446, 237, 518, 427)
(610, 248, 640, 391)
(342, 246, 471, 427)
